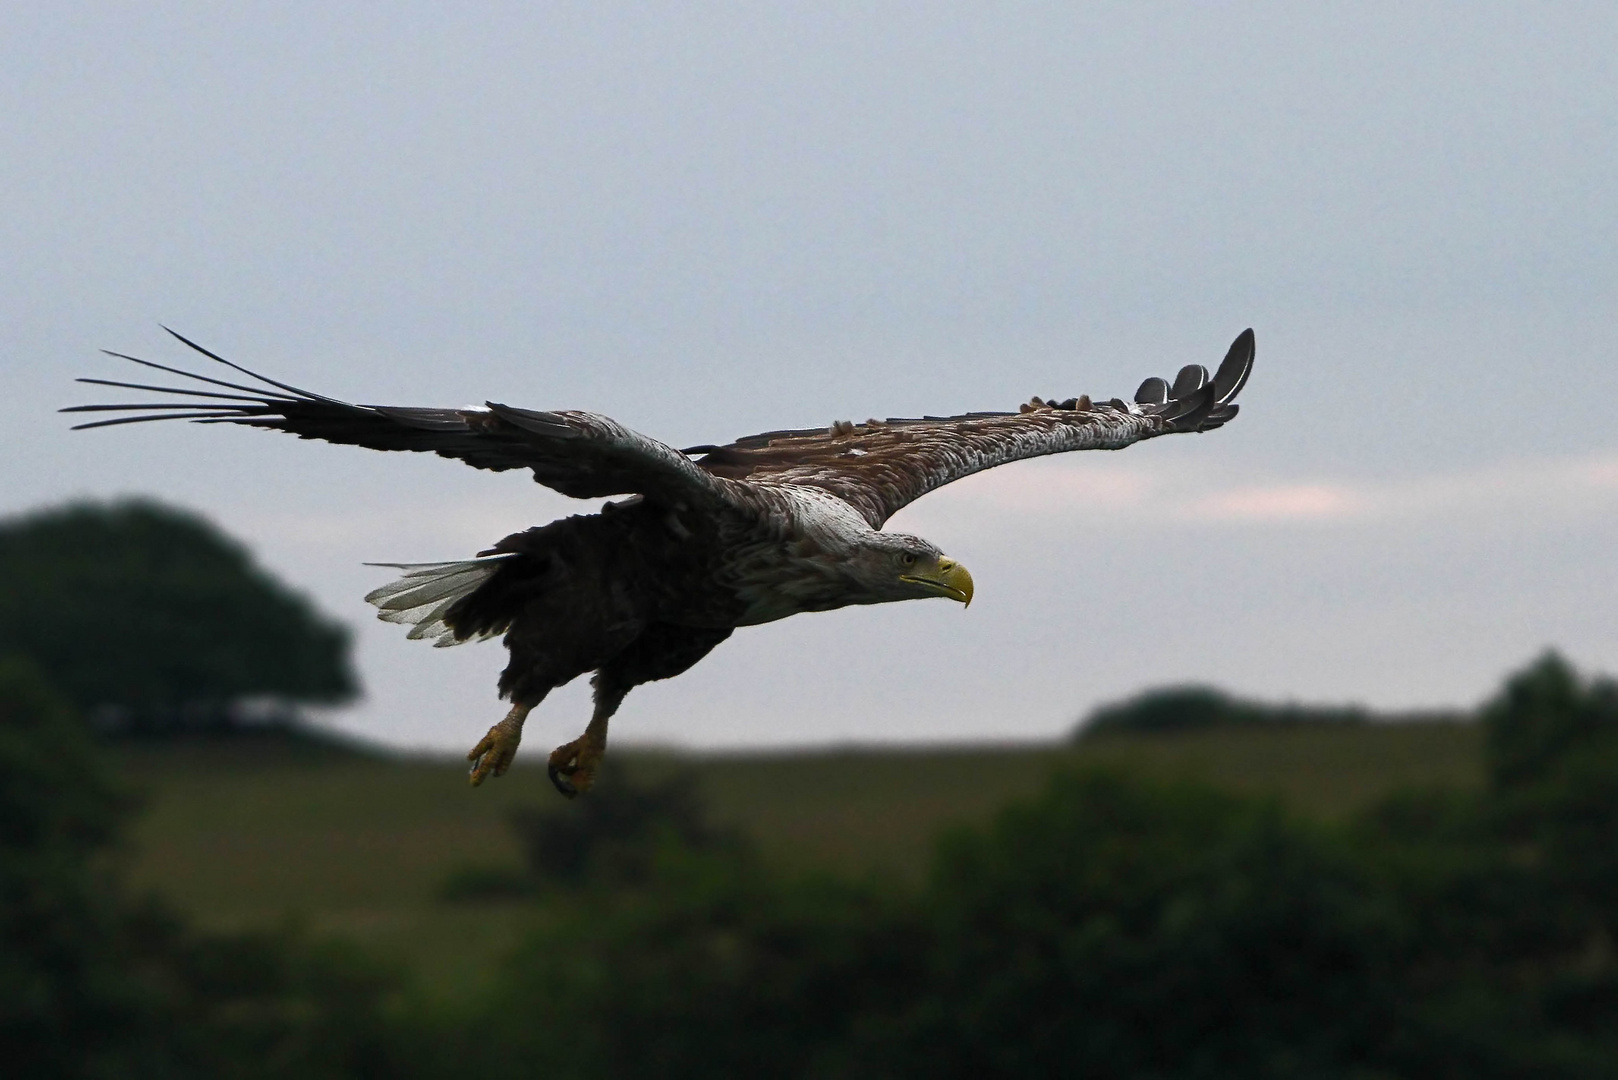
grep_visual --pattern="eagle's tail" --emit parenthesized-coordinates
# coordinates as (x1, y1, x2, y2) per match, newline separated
(362, 556, 516, 647)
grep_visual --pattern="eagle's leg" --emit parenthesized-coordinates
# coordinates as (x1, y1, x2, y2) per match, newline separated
(547, 679, 627, 799)
(544, 624, 736, 798)
(467, 701, 535, 787)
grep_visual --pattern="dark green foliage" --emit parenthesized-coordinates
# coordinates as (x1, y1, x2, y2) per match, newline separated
(890, 772, 1402, 1079)
(0, 656, 403, 1079)
(1481, 650, 1618, 790)
(0, 655, 127, 870)
(0, 655, 153, 1077)
(441, 766, 747, 901)
(14, 645, 1618, 1077)
(120, 913, 404, 1080)
(462, 772, 1401, 1079)
(1529, 740, 1618, 930)
(456, 654, 1618, 1080)
(434, 862, 537, 903)
(0, 500, 357, 732)
(464, 852, 922, 1080)
(1478, 651, 1618, 946)
(507, 767, 744, 889)
(1078, 684, 1370, 738)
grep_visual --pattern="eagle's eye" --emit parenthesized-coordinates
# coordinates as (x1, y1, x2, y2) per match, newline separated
(900, 551, 918, 567)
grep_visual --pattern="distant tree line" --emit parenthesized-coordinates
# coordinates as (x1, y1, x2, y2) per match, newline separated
(0, 500, 356, 735)
(11, 648, 1618, 1078)
(1075, 682, 1464, 738)
(434, 652, 1618, 1080)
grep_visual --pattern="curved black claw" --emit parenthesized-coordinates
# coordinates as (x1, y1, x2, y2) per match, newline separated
(546, 734, 602, 799)
(548, 759, 581, 799)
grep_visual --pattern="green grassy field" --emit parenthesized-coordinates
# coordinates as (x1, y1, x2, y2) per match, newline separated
(110, 721, 1482, 999)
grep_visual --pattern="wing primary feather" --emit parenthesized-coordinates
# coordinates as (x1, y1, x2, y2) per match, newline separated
(1170, 364, 1209, 398)
(101, 350, 299, 400)
(375, 406, 473, 432)
(1177, 384, 1220, 429)
(1157, 382, 1216, 425)
(1134, 376, 1169, 405)
(61, 402, 263, 413)
(160, 326, 343, 404)
(483, 402, 580, 438)
(69, 411, 244, 430)
(75, 376, 281, 403)
(1212, 328, 1255, 404)
(1200, 402, 1240, 429)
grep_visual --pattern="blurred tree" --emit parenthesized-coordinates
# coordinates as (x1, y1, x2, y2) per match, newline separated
(888, 770, 1403, 1078)
(440, 765, 749, 902)
(131, 919, 404, 1080)
(1076, 685, 1369, 739)
(0, 500, 357, 734)
(455, 655, 1618, 1078)
(508, 766, 744, 889)
(1332, 651, 1618, 1078)
(1475, 653, 1618, 1054)
(1351, 785, 1605, 1077)
(0, 655, 406, 1079)
(0, 654, 159, 1076)
(468, 849, 922, 1080)
(1481, 650, 1618, 790)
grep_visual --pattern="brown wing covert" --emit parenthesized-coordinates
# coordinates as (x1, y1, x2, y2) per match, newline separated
(687, 328, 1254, 526)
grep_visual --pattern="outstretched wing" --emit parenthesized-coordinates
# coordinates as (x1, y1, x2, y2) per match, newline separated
(64, 330, 730, 507)
(688, 329, 1254, 527)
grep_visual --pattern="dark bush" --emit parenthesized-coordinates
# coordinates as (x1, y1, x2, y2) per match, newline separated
(1482, 650, 1618, 790)
(443, 766, 748, 901)
(0, 655, 405, 1079)
(467, 850, 922, 1080)
(0, 655, 155, 1077)
(508, 767, 743, 888)
(887, 770, 1403, 1078)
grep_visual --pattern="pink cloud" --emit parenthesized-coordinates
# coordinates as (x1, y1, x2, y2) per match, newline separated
(1186, 484, 1369, 522)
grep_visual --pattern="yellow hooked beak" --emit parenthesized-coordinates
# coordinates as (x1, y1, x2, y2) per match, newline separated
(901, 557, 974, 607)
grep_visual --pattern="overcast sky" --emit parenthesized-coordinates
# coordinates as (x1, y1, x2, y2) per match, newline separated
(3, 4, 1616, 753)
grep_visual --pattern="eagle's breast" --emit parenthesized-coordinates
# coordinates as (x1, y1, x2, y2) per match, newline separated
(719, 484, 876, 626)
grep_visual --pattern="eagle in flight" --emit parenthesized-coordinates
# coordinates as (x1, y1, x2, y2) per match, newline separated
(68, 329, 1253, 796)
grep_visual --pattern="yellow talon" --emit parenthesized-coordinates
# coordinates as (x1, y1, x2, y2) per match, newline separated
(547, 726, 607, 799)
(466, 703, 531, 787)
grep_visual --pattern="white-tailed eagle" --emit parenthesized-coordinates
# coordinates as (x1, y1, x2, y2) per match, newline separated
(68, 328, 1253, 795)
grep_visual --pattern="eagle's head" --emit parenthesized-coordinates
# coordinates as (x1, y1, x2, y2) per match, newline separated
(847, 532, 974, 607)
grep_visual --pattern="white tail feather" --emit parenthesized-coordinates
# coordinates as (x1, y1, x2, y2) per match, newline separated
(363, 556, 514, 647)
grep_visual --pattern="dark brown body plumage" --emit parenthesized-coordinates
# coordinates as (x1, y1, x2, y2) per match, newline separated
(447, 505, 737, 708)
